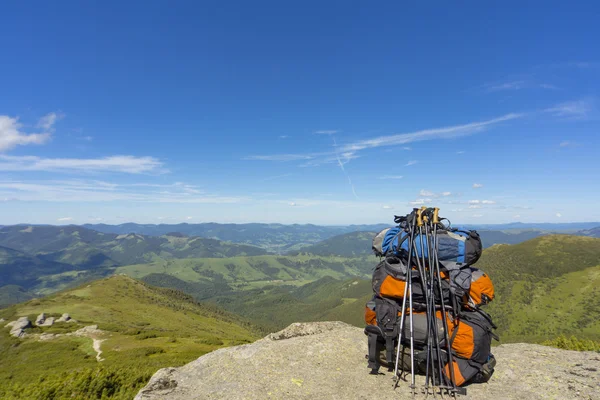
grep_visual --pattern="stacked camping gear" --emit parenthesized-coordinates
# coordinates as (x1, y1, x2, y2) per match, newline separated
(365, 207, 498, 395)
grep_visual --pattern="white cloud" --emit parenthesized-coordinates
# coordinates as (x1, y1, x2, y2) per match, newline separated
(314, 130, 338, 135)
(382, 205, 393, 209)
(279, 135, 289, 139)
(469, 205, 482, 209)
(378, 175, 403, 180)
(57, 217, 73, 222)
(410, 198, 432, 205)
(186, 216, 193, 220)
(402, 147, 411, 151)
(468, 200, 481, 204)
(247, 113, 525, 166)
(482, 200, 496, 204)
(37, 112, 62, 131)
(473, 183, 484, 188)
(472, 214, 483, 218)
(289, 202, 296, 206)
(538, 83, 558, 90)
(442, 191, 452, 196)
(451, 208, 464, 212)
(420, 189, 435, 197)
(556, 213, 562, 218)
(545, 99, 593, 119)
(405, 160, 418, 167)
(0, 154, 165, 174)
(456, 151, 465, 154)
(513, 215, 521, 219)
(0, 115, 52, 152)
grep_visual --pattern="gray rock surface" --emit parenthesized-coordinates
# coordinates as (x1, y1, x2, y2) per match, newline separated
(5, 317, 32, 338)
(39, 317, 55, 327)
(56, 313, 71, 323)
(136, 321, 600, 400)
(35, 312, 46, 326)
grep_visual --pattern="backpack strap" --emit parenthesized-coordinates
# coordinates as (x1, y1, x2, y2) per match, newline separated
(364, 325, 383, 374)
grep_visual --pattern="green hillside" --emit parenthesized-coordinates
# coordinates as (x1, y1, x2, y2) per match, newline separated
(288, 231, 376, 257)
(476, 235, 600, 342)
(207, 277, 372, 331)
(0, 275, 258, 399)
(115, 254, 372, 293)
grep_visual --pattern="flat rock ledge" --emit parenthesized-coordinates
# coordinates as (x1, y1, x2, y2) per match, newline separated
(135, 321, 600, 400)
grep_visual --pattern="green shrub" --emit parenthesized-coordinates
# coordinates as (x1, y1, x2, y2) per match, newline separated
(542, 335, 600, 352)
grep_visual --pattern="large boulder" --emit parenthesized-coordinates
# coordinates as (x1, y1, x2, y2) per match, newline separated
(135, 321, 600, 400)
(5, 317, 32, 338)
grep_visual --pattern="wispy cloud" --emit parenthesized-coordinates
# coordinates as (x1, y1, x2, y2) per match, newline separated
(485, 80, 527, 92)
(538, 83, 559, 90)
(0, 154, 166, 174)
(314, 130, 339, 135)
(382, 205, 393, 209)
(262, 173, 293, 181)
(409, 198, 432, 205)
(473, 183, 484, 188)
(405, 160, 418, 167)
(279, 135, 289, 139)
(567, 62, 600, 69)
(378, 175, 403, 180)
(0, 114, 54, 152)
(57, 217, 73, 222)
(37, 112, 63, 131)
(544, 99, 593, 119)
(246, 113, 525, 166)
(245, 153, 318, 162)
(559, 141, 580, 148)
(482, 80, 557, 92)
(0, 179, 248, 204)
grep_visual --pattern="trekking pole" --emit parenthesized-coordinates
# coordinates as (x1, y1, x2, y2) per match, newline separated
(394, 209, 417, 382)
(425, 208, 445, 390)
(431, 208, 462, 396)
(421, 210, 433, 390)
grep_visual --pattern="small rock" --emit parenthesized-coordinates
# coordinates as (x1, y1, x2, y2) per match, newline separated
(0, 318, 5, 323)
(35, 313, 46, 326)
(39, 333, 57, 341)
(56, 313, 71, 323)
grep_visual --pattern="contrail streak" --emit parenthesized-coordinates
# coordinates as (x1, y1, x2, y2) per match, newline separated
(333, 137, 359, 200)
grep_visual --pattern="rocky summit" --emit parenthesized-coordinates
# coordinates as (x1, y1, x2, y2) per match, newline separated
(135, 321, 600, 400)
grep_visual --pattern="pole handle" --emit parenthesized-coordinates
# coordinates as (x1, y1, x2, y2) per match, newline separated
(433, 207, 440, 224)
(416, 208, 424, 227)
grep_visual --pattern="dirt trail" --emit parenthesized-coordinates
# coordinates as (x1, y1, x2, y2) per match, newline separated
(92, 338, 105, 362)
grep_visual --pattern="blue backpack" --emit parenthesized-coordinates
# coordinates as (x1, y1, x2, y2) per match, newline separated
(372, 227, 482, 265)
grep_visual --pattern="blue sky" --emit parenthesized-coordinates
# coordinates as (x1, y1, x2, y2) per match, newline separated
(0, 1, 599, 225)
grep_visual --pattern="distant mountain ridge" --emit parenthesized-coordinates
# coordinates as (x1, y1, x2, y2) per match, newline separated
(83, 222, 390, 252)
(0, 225, 267, 303)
